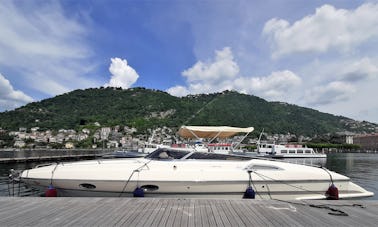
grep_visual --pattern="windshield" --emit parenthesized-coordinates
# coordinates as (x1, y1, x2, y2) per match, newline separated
(146, 148, 254, 161)
(186, 152, 252, 160)
(145, 148, 191, 160)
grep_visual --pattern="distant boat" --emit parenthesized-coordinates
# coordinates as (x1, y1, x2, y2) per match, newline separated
(257, 143, 327, 159)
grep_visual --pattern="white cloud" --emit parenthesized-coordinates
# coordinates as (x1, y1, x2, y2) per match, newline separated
(182, 47, 239, 83)
(0, 73, 34, 110)
(167, 47, 302, 102)
(263, 3, 378, 58)
(167, 47, 240, 95)
(304, 81, 355, 105)
(0, 1, 97, 98)
(235, 70, 302, 100)
(166, 85, 190, 97)
(105, 58, 139, 89)
(339, 58, 378, 82)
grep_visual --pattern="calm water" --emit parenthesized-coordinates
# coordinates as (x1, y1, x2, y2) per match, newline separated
(325, 153, 378, 200)
(1, 153, 377, 199)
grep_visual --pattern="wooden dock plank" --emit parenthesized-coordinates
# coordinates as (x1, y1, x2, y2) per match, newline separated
(156, 198, 174, 226)
(230, 200, 261, 226)
(122, 200, 149, 226)
(172, 199, 186, 227)
(121, 198, 152, 226)
(294, 200, 354, 226)
(193, 200, 205, 226)
(179, 199, 191, 227)
(164, 198, 180, 227)
(221, 199, 246, 226)
(113, 198, 143, 225)
(41, 198, 86, 226)
(75, 200, 117, 226)
(141, 198, 163, 227)
(96, 198, 133, 226)
(187, 199, 196, 227)
(198, 199, 212, 226)
(208, 200, 226, 226)
(148, 199, 169, 226)
(264, 200, 310, 226)
(0, 198, 377, 226)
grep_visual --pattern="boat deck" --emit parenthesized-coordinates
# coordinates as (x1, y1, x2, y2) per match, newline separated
(0, 197, 376, 226)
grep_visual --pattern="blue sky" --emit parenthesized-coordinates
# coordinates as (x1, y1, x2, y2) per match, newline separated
(1, 0, 378, 123)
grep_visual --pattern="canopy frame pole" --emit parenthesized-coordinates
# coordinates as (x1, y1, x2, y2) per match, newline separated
(187, 129, 222, 150)
(232, 131, 252, 151)
(187, 129, 201, 140)
(208, 131, 222, 144)
(187, 129, 204, 151)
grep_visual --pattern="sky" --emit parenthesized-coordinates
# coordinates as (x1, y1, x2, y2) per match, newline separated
(1, 0, 378, 123)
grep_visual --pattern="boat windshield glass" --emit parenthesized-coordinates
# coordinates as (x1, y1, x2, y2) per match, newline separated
(145, 148, 190, 160)
(186, 152, 252, 160)
(145, 148, 253, 161)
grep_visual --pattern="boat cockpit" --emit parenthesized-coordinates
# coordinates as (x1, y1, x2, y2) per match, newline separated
(145, 148, 253, 161)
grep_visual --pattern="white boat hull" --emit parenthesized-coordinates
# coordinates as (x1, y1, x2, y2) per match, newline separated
(25, 178, 373, 200)
(21, 157, 373, 200)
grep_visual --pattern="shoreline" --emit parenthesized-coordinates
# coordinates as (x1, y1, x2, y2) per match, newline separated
(0, 149, 117, 163)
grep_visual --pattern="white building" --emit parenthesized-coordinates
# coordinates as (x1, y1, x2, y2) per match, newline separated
(14, 140, 26, 148)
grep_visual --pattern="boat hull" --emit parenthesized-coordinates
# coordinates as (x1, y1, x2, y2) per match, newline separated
(24, 179, 373, 199)
(20, 158, 373, 200)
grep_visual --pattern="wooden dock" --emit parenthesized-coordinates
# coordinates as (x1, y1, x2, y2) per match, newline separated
(0, 198, 377, 226)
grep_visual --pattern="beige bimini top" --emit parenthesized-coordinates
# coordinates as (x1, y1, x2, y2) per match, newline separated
(178, 126, 254, 139)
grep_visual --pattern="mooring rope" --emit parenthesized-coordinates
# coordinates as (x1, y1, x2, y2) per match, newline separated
(119, 159, 153, 197)
(50, 163, 59, 185)
(247, 169, 365, 216)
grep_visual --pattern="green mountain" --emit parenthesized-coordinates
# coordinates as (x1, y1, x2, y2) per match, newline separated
(0, 87, 376, 136)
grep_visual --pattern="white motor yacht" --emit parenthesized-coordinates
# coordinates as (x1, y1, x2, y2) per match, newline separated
(20, 148, 373, 200)
(257, 143, 327, 158)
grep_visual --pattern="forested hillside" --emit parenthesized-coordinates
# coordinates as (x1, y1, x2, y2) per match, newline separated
(0, 87, 376, 136)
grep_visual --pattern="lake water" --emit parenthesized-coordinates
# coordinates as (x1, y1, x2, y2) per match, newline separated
(1, 153, 377, 199)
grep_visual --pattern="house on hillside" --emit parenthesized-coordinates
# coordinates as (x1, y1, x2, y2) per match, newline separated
(14, 140, 26, 148)
(333, 132, 355, 144)
(353, 133, 378, 151)
(65, 142, 74, 149)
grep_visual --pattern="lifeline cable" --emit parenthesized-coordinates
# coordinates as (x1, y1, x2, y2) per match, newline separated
(321, 166, 334, 184)
(50, 163, 59, 185)
(119, 159, 153, 197)
(252, 170, 327, 197)
(7, 177, 11, 197)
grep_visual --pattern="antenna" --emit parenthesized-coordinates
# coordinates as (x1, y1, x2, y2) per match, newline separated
(257, 128, 264, 145)
(257, 128, 264, 152)
(182, 93, 222, 125)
